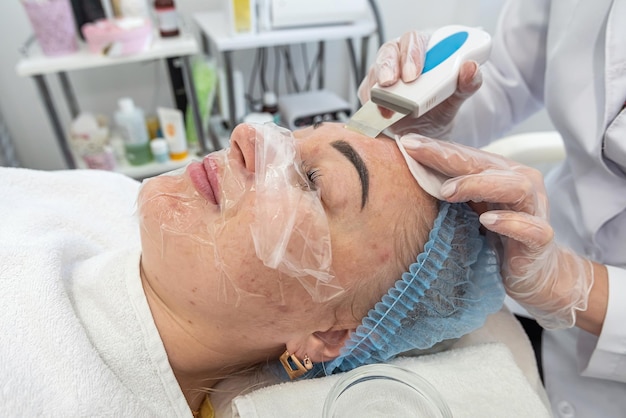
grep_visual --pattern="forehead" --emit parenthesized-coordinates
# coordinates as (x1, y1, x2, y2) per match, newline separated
(293, 122, 404, 165)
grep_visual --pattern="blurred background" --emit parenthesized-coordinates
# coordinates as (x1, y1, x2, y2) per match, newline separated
(0, 0, 552, 170)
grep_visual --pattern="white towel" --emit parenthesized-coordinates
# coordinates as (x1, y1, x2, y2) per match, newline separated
(0, 168, 190, 417)
(231, 343, 551, 418)
(207, 309, 549, 417)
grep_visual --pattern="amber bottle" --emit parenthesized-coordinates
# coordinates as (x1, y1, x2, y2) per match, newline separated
(154, 0, 179, 37)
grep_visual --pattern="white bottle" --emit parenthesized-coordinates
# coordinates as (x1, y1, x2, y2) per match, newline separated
(114, 97, 152, 165)
(262, 91, 280, 124)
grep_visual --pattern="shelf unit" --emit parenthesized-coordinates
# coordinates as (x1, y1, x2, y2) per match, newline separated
(193, 11, 377, 129)
(15, 33, 211, 172)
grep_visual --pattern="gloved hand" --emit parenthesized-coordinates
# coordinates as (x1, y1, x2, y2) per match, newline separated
(399, 134, 594, 330)
(358, 31, 483, 138)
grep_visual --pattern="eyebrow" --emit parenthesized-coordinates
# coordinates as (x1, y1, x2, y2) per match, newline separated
(330, 140, 369, 209)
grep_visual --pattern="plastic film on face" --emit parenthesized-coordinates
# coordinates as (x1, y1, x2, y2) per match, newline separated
(250, 123, 342, 302)
(137, 122, 343, 305)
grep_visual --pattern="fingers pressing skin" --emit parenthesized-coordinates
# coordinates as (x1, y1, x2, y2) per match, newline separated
(400, 134, 549, 217)
(400, 134, 510, 175)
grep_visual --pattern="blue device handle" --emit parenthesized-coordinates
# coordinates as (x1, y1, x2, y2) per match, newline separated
(422, 31, 468, 73)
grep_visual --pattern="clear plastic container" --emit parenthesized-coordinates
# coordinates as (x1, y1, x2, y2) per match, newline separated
(323, 364, 452, 418)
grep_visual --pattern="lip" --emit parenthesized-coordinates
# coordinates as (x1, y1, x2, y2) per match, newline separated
(187, 157, 220, 205)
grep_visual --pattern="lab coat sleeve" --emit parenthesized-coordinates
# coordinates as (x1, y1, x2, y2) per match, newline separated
(577, 265, 626, 383)
(448, 0, 550, 147)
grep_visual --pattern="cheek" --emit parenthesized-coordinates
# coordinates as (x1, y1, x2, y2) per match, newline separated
(138, 175, 265, 299)
(369, 240, 393, 265)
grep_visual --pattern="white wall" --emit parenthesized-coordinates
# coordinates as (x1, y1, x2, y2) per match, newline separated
(0, 0, 552, 170)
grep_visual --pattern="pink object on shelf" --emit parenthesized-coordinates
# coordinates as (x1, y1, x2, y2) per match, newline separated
(82, 18, 153, 57)
(22, 0, 78, 56)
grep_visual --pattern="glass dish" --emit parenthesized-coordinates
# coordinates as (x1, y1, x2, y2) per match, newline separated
(322, 363, 452, 418)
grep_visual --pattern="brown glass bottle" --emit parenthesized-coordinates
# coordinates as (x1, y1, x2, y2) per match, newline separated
(154, 0, 179, 37)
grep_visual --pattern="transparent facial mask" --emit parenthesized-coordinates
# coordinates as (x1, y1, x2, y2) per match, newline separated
(250, 123, 340, 296)
(137, 122, 343, 304)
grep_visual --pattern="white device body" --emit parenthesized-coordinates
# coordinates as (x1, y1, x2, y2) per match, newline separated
(278, 90, 351, 129)
(257, 0, 368, 31)
(371, 25, 492, 117)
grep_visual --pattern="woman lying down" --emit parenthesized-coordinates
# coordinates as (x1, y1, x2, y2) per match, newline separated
(0, 122, 507, 417)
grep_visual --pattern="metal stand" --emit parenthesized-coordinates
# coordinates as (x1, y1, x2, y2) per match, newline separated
(34, 74, 77, 169)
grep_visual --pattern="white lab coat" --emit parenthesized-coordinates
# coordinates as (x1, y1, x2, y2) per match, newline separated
(447, 0, 626, 416)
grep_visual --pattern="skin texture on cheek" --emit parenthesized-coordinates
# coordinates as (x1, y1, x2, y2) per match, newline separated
(374, 242, 393, 265)
(139, 173, 253, 304)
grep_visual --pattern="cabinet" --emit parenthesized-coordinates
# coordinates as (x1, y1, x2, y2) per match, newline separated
(193, 11, 376, 130)
(16, 33, 211, 179)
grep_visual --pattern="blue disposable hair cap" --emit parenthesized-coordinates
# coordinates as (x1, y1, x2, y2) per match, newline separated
(309, 201, 505, 376)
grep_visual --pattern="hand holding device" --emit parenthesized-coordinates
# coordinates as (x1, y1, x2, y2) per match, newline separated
(351, 27, 488, 138)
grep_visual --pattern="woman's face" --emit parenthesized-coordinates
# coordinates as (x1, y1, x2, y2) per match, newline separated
(138, 122, 436, 348)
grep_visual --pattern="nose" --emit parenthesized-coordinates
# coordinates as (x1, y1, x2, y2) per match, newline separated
(230, 123, 257, 173)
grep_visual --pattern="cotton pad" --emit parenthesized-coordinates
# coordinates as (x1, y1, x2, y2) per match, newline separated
(395, 135, 449, 199)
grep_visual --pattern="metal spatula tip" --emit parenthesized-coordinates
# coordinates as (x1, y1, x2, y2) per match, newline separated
(346, 100, 407, 138)
(345, 119, 384, 138)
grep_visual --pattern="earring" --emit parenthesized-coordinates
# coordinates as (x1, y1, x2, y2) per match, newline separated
(279, 350, 313, 379)
(303, 354, 313, 370)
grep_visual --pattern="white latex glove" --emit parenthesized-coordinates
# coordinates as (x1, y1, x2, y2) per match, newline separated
(358, 31, 483, 138)
(399, 134, 594, 330)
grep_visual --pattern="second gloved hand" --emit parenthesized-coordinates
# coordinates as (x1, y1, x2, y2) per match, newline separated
(358, 31, 483, 138)
(399, 134, 594, 330)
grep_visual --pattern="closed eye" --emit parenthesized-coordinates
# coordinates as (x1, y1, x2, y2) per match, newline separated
(306, 168, 321, 190)
(299, 161, 321, 191)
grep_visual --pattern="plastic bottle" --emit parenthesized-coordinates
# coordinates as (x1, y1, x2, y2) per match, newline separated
(262, 91, 280, 125)
(150, 138, 170, 163)
(154, 0, 179, 37)
(114, 97, 152, 165)
(157, 107, 188, 160)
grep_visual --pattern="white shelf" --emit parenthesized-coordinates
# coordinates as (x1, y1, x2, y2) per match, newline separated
(193, 11, 376, 52)
(16, 33, 199, 77)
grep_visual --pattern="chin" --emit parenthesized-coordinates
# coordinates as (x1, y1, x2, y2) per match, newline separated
(138, 175, 212, 248)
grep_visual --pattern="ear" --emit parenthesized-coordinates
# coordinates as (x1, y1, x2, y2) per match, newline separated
(294, 327, 355, 363)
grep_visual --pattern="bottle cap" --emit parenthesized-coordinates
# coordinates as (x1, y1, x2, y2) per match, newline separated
(119, 97, 135, 113)
(150, 138, 169, 154)
(263, 91, 277, 106)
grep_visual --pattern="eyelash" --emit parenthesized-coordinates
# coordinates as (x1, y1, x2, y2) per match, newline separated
(300, 162, 321, 191)
(307, 169, 321, 189)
